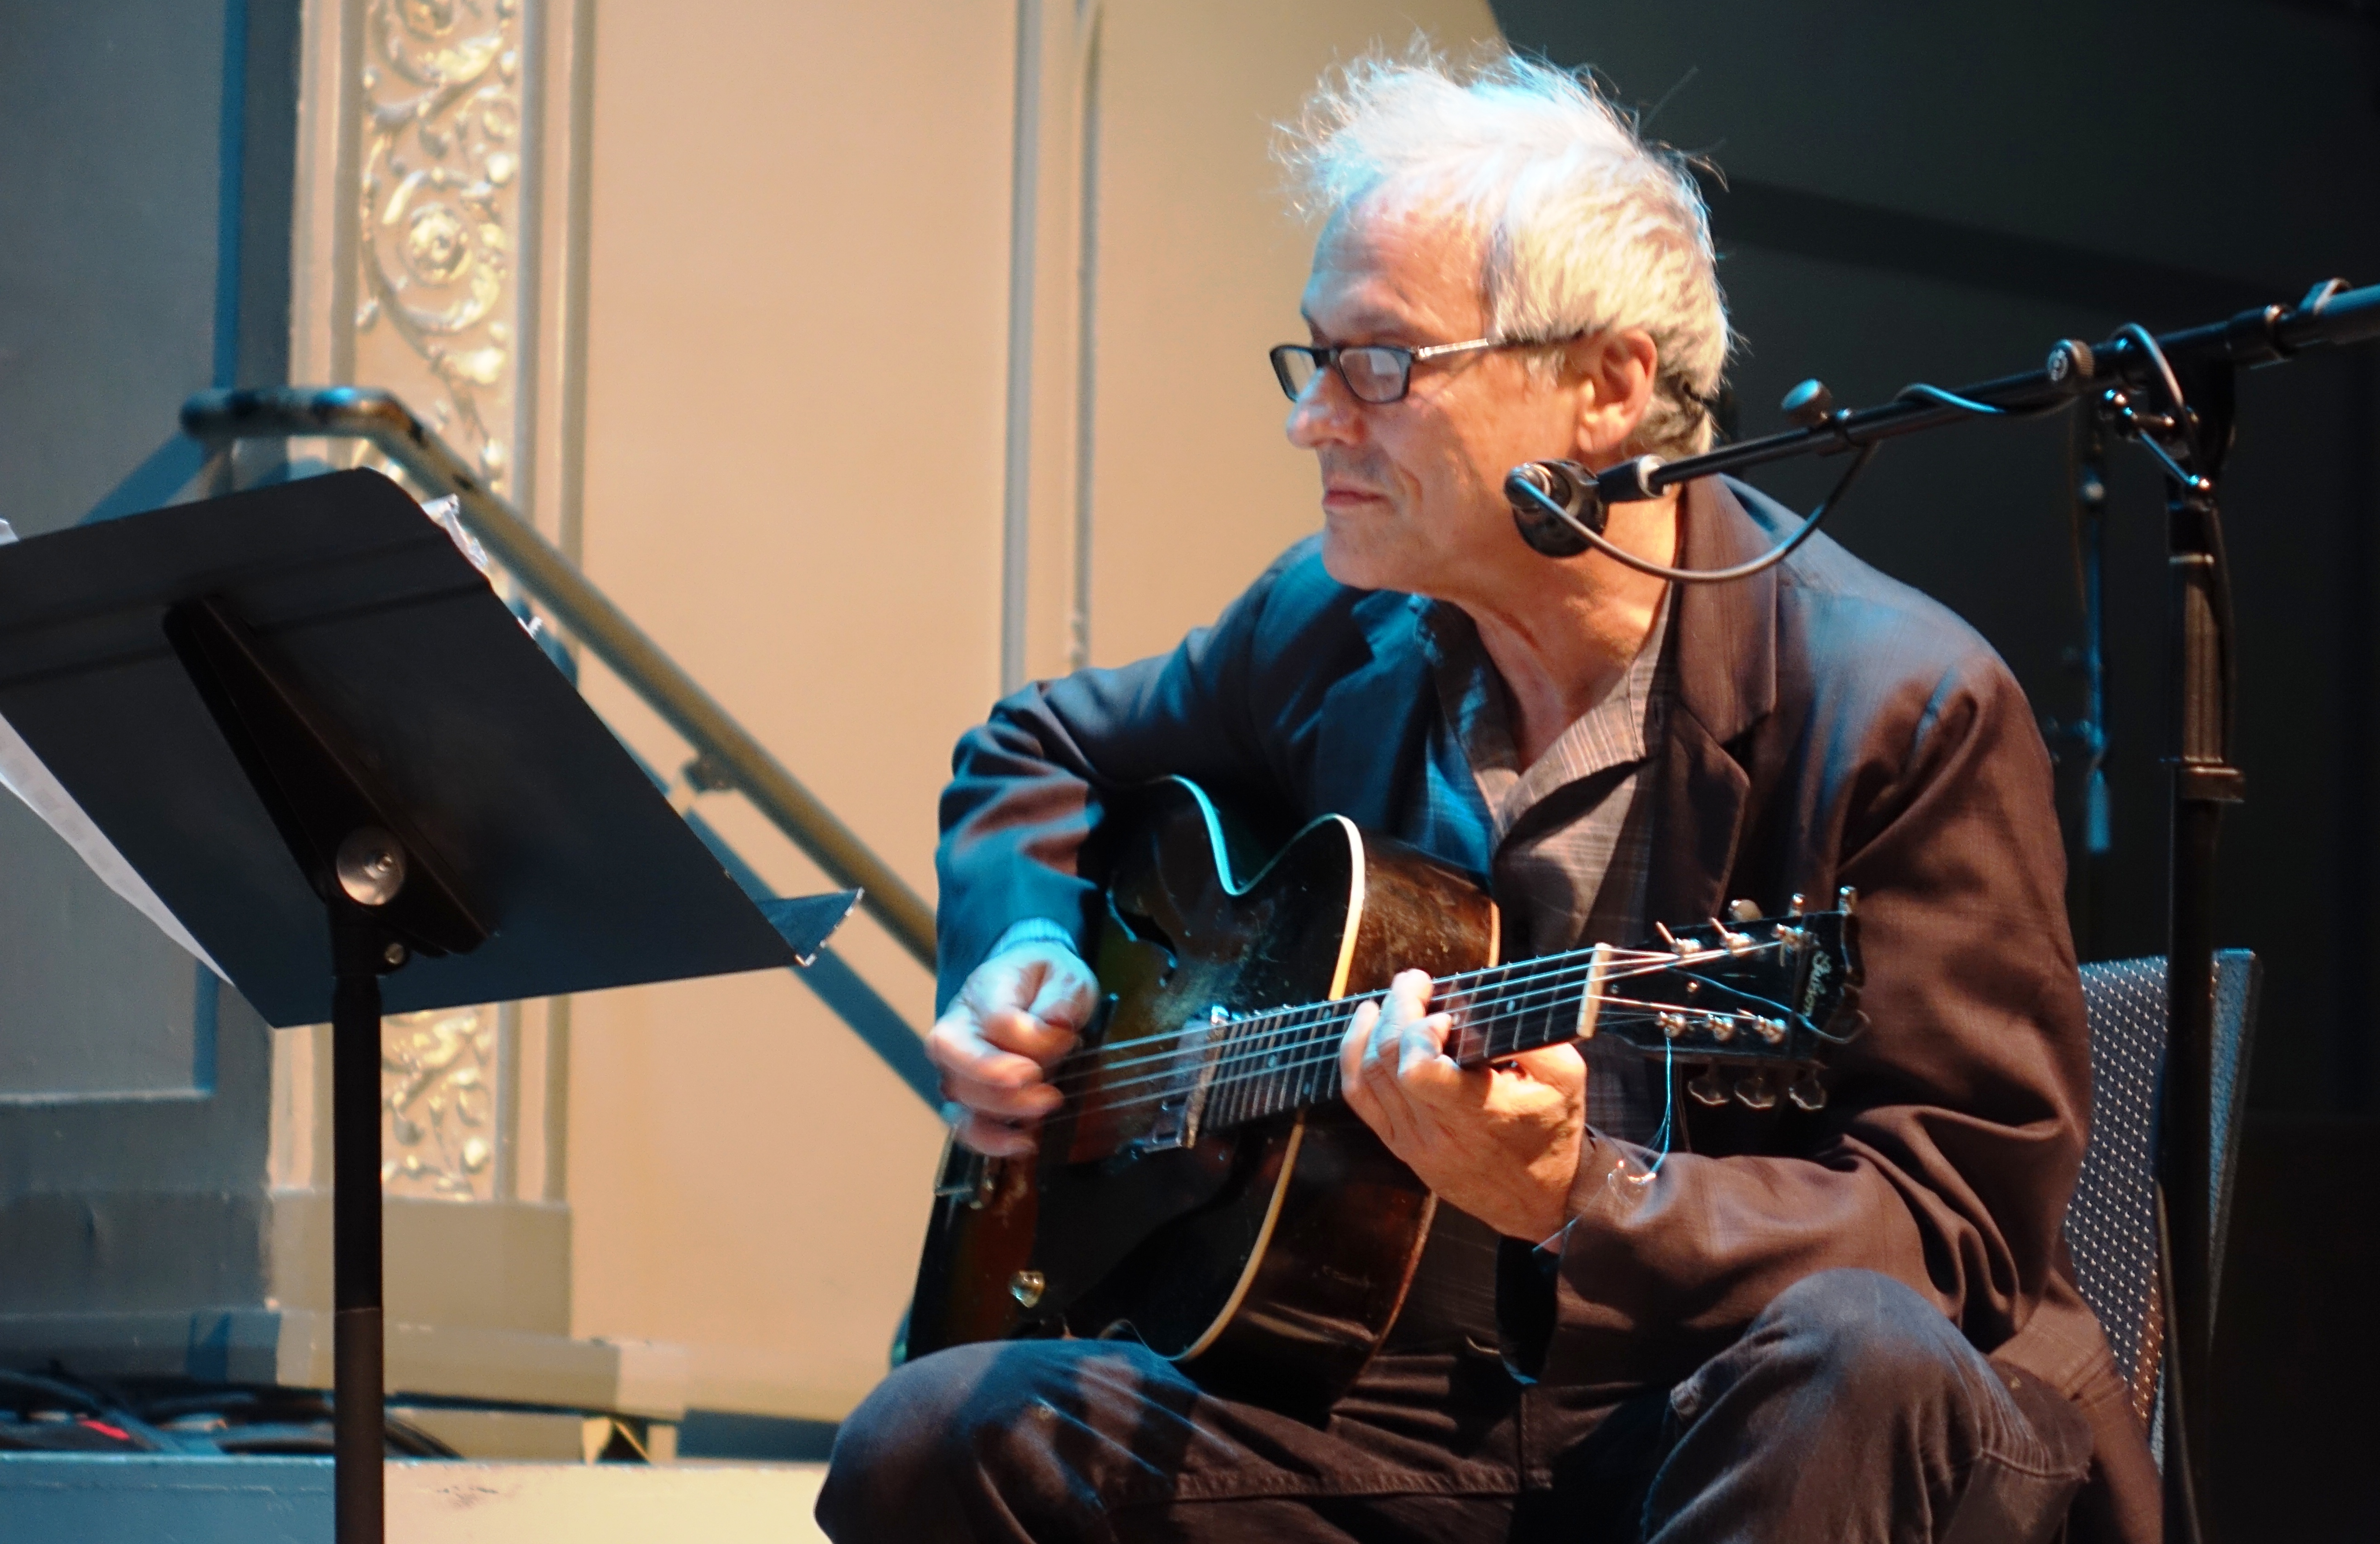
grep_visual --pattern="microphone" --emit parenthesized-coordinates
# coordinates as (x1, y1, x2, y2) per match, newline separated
(1503, 459, 1603, 556)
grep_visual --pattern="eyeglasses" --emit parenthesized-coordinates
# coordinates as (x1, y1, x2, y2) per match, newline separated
(1269, 336, 1521, 405)
(1268, 337, 1507, 405)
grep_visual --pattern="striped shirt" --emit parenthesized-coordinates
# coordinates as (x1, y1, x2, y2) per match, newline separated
(1411, 596, 1672, 1146)
(1381, 594, 1674, 1350)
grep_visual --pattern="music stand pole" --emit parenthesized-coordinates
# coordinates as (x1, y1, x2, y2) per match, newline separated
(0, 470, 860, 1544)
(332, 909, 392, 1544)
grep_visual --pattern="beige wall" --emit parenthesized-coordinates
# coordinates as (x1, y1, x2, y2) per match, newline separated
(564, 0, 1011, 1416)
(1085, 1, 1500, 669)
(563, 0, 1499, 1421)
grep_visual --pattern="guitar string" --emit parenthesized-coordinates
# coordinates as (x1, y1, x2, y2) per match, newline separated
(1065, 994, 1776, 1121)
(1046, 942, 1780, 1093)
(1044, 943, 1751, 1088)
(1066, 1002, 1677, 1122)
(1043, 952, 1776, 1102)
(1644, 1033, 1678, 1178)
(1054, 962, 1819, 1121)
(1070, 1000, 1756, 1126)
(1058, 988, 1768, 1112)
(1055, 989, 1750, 1109)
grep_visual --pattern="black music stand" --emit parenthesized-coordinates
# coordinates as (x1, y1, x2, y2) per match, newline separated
(0, 470, 858, 1544)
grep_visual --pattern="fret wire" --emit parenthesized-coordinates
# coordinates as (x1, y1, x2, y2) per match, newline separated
(1078, 995, 1729, 1131)
(1099, 966, 1716, 1110)
(1215, 1010, 1249, 1127)
(1254, 1011, 1282, 1123)
(1084, 1004, 1685, 1123)
(1054, 942, 1774, 1096)
(1104, 965, 1642, 1108)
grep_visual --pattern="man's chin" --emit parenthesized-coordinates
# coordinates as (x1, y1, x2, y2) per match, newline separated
(1320, 525, 1410, 594)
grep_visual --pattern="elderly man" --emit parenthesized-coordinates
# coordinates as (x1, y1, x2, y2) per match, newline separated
(820, 54, 2156, 1544)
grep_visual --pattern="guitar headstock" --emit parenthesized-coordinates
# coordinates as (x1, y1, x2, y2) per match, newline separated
(1590, 890, 1865, 1112)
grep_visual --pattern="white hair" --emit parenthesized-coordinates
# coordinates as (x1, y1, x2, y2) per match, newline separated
(1280, 51, 1731, 458)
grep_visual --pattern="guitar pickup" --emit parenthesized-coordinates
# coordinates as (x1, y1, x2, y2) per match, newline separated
(1134, 1006, 1228, 1153)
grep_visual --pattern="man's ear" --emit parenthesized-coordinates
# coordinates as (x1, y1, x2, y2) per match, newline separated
(1567, 328, 1661, 461)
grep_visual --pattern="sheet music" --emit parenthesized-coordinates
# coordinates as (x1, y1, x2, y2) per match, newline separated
(0, 519, 226, 980)
(0, 707, 226, 982)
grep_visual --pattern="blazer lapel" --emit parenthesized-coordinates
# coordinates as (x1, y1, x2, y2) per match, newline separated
(1638, 477, 1781, 931)
(1309, 589, 1436, 832)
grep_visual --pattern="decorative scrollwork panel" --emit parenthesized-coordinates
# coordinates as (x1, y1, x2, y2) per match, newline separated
(381, 1004, 498, 1199)
(355, 0, 528, 494)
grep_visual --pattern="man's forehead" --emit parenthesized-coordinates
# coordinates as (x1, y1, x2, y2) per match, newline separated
(1301, 195, 1482, 336)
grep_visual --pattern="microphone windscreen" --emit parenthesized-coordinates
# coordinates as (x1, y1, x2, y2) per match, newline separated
(1505, 460, 1602, 557)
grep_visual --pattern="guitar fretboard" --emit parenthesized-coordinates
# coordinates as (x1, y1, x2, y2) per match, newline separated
(1057, 919, 1836, 1138)
(1194, 946, 1624, 1130)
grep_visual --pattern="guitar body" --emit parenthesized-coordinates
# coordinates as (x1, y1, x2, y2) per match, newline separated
(904, 778, 1500, 1411)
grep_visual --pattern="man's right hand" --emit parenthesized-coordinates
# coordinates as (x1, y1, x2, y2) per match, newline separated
(924, 938, 1100, 1157)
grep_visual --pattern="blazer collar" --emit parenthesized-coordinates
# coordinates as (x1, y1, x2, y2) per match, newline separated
(1309, 589, 1438, 832)
(1630, 476, 1788, 942)
(1669, 476, 1780, 745)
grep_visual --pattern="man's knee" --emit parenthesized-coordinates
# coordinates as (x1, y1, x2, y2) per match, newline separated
(819, 1341, 1065, 1537)
(1666, 1268, 1988, 1440)
(819, 1338, 1186, 1540)
(830, 1341, 1008, 1480)
(1755, 1268, 1975, 1403)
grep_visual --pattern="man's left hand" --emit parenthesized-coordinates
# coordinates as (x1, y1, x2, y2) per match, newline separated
(1339, 969, 1587, 1242)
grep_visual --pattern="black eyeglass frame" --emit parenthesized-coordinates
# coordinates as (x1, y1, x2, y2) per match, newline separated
(1268, 336, 1533, 406)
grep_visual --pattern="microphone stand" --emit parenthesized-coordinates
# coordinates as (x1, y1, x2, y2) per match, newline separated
(1535, 278, 2380, 1544)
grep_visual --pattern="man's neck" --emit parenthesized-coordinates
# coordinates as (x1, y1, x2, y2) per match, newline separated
(1456, 493, 1676, 767)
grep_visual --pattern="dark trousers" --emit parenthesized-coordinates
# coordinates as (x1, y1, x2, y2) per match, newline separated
(819, 1269, 2094, 1543)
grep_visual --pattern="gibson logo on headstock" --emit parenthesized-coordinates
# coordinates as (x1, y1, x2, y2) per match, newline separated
(1801, 949, 1832, 1020)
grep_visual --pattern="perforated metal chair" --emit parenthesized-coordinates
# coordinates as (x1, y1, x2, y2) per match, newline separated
(2064, 951, 2260, 1452)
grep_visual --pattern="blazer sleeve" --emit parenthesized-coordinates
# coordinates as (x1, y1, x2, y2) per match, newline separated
(933, 542, 1323, 1011)
(1523, 649, 2089, 1390)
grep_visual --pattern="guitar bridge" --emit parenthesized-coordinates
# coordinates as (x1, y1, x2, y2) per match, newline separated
(1133, 1005, 1228, 1154)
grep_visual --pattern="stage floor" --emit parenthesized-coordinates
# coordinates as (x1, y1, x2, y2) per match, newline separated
(0, 1453, 830, 1543)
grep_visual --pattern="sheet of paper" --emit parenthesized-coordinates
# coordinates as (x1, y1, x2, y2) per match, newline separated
(0, 708, 228, 982)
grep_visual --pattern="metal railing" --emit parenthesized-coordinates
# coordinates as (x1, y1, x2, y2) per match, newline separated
(180, 386, 938, 970)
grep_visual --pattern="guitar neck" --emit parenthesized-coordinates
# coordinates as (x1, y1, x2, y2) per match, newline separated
(1064, 908, 1849, 1139)
(1197, 945, 1617, 1131)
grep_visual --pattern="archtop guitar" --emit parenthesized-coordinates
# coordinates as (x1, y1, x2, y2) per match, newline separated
(905, 777, 1863, 1409)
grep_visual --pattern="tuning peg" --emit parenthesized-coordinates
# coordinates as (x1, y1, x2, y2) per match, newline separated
(1835, 886, 1858, 915)
(1687, 1066, 1730, 1107)
(1733, 1069, 1779, 1111)
(1728, 898, 1762, 923)
(1788, 1069, 1828, 1112)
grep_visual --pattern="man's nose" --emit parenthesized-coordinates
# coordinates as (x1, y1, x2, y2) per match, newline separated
(1285, 367, 1362, 449)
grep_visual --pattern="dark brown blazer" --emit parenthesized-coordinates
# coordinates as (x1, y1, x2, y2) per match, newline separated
(936, 476, 2157, 1542)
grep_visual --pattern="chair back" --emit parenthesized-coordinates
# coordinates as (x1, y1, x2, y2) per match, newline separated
(2066, 950, 2259, 1429)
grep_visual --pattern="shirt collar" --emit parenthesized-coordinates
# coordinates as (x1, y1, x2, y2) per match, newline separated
(1421, 590, 1673, 838)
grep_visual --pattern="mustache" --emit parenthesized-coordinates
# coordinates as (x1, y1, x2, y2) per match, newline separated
(1317, 448, 1393, 492)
